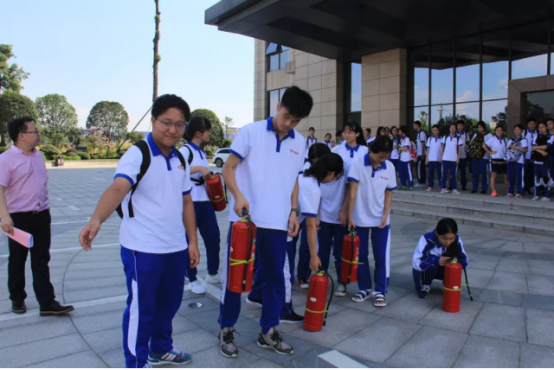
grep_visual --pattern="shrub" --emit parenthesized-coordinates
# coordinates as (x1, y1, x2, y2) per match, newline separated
(65, 148, 78, 156)
(40, 144, 60, 160)
(205, 147, 215, 156)
(90, 154, 98, 160)
(0, 146, 8, 155)
(78, 152, 90, 160)
(63, 155, 81, 161)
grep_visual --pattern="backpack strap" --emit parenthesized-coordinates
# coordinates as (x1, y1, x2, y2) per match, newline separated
(117, 140, 151, 219)
(183, 144, 206, 186)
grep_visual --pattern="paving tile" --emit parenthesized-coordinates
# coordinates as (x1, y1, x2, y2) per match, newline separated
(470, 303, 526, 342)
(486, 271, 528, 294)
(462, 267, 495, 289)
(527, 274, 554, 296)
(186, 345, 260, 368)
(382, 292, 441, 323)
(453, 335, 519, 368)
(97, 347, 126, 368)
(283, 346, 334, 368)
(497, 241, 524, 253)
(243, 335, 317, 365)
(526, 308, 554, 348)
(82, 327, 122, 353)
(495, 257, 531, 274)
(466, 255, 500, 270)
(0, 333, 89, 368)
(178, 296, 220, 317)
(520, 343, 554, 368)
(171, 328, 219, 354)
(418, 300, 483, 333)
(72, 309, 123, 334)
(335, 317, 421, 363)
(385, 326, 468, 368)
(477, 289, 523, 307)
(248, 358, 284, 367)
(0, 317, 76, 348)
(522, 294, 554, 311)
(527, 259, 554, 276)
(290, 308, 380, 347)
(27, 350, 108, 368)
(64, 285, 128, 302)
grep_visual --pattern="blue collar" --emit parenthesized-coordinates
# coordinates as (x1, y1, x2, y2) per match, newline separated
(364, 153, 387, 170)
(147, 133, 178, 158)
(345, 142, 360, 158)
(513, 135, 523, 142)
(187, 141, 204, 159)
(496, 135, 504, 143)
(433, 136, 440, 142)
(266, 117, 295, 139)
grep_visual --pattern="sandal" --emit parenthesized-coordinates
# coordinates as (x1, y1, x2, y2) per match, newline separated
(351, 289, 372, 303)
(373, 293, 387, 307)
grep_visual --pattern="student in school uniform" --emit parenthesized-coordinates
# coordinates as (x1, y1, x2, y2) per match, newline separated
(484, 126, 509, 197)
(530, 121, 551, 201)
(441, 123, 462, 195)
(425, 124, 442, 192)
(414, 120, 427, 187)
(523, 118, 537, 195)
(347, 135, 396, 307)
(218, 86, 312, 358)
(506, 124, 528, 199)
(397, 125, 414, 190)
(456, 120, 470, 191)
(412, 218, 468, 298)
(390, 126, 400, 176)
(320, 122, 368, 297)
(366, 128, 375, 149)
(180, 116, 221, 294)
(470, 121, 493, 194)
(79, 95, 200, 368)
(323, 133, 334, 149)
(305, 127, 317, 161)
(376, 126, 386, 138)
(548, 119, 554, 189)
(335, 130, 343, 147)
(280, 152, 344, 322)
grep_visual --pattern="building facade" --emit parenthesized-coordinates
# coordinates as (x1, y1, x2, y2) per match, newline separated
(208, 1, 554, 138)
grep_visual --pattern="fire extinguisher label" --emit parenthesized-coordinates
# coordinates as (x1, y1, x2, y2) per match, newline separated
(310, 297, 317, 302)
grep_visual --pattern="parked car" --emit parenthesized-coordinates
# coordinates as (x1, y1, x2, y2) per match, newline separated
(213, 148, 230, 167)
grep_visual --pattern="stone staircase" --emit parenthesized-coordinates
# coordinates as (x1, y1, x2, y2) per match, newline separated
(391, 189, 554, 237)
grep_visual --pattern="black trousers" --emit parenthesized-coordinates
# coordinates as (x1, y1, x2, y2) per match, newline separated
(417, 155, 427, 184)
(8, 209, 55, 305)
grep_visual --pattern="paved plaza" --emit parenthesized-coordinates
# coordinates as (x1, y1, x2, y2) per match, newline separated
(1, 167, 554, 368)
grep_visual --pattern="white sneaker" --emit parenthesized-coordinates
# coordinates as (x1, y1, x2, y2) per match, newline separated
(190, 280, 206, 294)
(452, 190, 460, 195)
(335, 283, 347, 297)
(205, 274, 221, 284)
(532, 196, 541, 201)
(541, 197, 551, 202)
(414, 183, 422, 188)
(548, 178, 554, 188)
(441, 189, 450, 194)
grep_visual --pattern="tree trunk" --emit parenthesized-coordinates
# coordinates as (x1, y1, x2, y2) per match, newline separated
(153, 0, 161, 104)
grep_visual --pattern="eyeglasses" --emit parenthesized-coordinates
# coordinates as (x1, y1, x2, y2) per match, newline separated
(156, 119, 186, 131)
(23, 131, 40, 135)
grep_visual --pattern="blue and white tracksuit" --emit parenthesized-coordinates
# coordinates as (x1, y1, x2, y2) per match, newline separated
(412, 231, 468, 291)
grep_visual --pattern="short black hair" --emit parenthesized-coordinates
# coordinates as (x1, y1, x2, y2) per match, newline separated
(514, 124, 524, 131)
(364, 128, 371, 135)
(450, 122, 457, 129)
(309, 127, 315, 132)
(280, 86, 313, 119)
(414, 120, 421, 128)
(527, 117, 536, 123)
(308, 142, 331, 163)
(546, 118, 554, 124)
(370, 135, 393, 154)
(432, 124, 440, 131)
(436, 218, 458, 235)
(8, 116, 35, 143)
(538, 121, 547, 127)
(325, 132, 332, 139)
(456, 120, 465, 125)
(399, 125, 408, 134)
(336, 130, 342, 136)
(304, 153, 343, 182)
(476, 121, 486, 130)
(184, 116, 211, 141)
(152, 94, 191, 121)
(495, 125, 504, 131)
(343, 122, 366, 146)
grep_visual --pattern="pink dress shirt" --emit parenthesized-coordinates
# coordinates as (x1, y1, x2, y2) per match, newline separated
(0, 146, 50, 214)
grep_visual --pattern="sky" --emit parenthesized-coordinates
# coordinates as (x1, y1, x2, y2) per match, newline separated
(1, 0, 254, 131)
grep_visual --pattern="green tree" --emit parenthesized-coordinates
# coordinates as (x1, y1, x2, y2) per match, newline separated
(86, 101, 129, 141)
(82, 135, 102, 154)
(223, 116, 234, 138)
(0, 45, 30, 93)
(35, 94, 78, 134)
(190, 109, 224, 147)
(127, 132, 145, 143)
(0, 90, 37, 144)
(49, 132, 67, 149)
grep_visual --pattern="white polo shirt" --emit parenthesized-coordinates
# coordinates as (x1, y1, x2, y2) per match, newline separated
(506, 137, 528, 164)
(426, 136, 443, 162)
(305, 136, 317, 158)
(114, 134, 192, 254)
(298, 175, 321, 218)
(525, 129, 537, 160)
(399, 136, 412, 162)
(180, 142, 209, 202)
(457, 132, 470, 159)
(485, 135, 508, 160)
(416, 130, 427, 156)
(391, 137, 400, 160)
(366, 137, 375, 146)
(229, 118, 306, 231)
(323, 140, 333, 149)
(472, 133, 494, 160)
(442, 134, 461, 162)
(319, 143, 368, 224)
(347, 154, 397, 227)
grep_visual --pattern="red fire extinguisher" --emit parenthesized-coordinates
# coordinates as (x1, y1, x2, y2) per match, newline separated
(340, 230, 360, 283)
(303, 271, 335, 332)
(205, 173, 226, 212)
(443, 259, 462, 313)
(227, 209, 256, 293)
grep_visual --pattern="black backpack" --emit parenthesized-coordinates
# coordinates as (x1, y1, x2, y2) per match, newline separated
(468, 133, 485, 159)
(115, 140, 191, 218)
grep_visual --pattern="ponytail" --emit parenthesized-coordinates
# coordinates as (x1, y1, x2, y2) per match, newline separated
(436, 218, 458, 235)
(304, 153, 343, 182)
(308, 143, 331, 163)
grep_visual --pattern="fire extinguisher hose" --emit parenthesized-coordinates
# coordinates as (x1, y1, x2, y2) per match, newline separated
(463, 268, 474, 301)
(348, 230, 355, 281)
(241, 208, 254, 292)
(323, 272, 335, 326)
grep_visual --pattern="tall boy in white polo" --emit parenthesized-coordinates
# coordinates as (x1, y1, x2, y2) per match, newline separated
(426, 132, 442, 190)
(441, 126, 462, 193)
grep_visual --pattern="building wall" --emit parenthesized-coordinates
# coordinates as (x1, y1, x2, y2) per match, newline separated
(361, 48, 408, 134)
(253, 40, 344, 140)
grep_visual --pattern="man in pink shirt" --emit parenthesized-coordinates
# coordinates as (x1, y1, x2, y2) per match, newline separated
(0, 116, 74, 315)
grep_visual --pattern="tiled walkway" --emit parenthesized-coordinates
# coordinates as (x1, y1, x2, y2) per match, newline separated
(1, 167, 554, 367)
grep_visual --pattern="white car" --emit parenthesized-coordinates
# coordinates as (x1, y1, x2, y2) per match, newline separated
(212, 148, 230, 167)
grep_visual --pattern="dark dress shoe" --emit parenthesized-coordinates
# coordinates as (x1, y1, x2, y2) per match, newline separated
(12, 301, 27, 314)
(40, 300, 74, 316)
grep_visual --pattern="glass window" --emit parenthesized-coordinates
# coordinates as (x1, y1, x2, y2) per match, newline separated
(511, 21, 549, 79)
(414, 107, 429, 132)
(456, 36, 481, 103)
(266, 43, 278, 54)
(280, 49, 290, 69)
(431, 41, 454, 105)
(410, 47, 430, 106)
(482, 100, 508, 132)
(430, 104, 453, 128)
(456, 102, 480, 122)
(351, 63, 362, 112)
(526, 90, 554, 123)
(269, 54, 279, 72)
(482, 29, 510, 100)
(268, 90, 279, 117)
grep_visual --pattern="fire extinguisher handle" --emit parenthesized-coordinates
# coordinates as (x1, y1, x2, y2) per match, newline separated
(241, 208, 248, 217)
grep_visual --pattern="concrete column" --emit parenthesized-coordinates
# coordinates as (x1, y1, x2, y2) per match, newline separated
(254, 39, 266, 122)
(361, 48, 407, 133)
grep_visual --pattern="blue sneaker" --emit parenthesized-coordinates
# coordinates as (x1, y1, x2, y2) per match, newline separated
(148, 348, 192, 366)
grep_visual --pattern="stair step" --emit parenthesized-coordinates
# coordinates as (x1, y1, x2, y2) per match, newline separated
(392, 198, 554, 226)
(390, 207, 554, 237)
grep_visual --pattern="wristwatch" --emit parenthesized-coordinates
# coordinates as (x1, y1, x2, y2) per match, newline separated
(291, 208, 300, 217)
